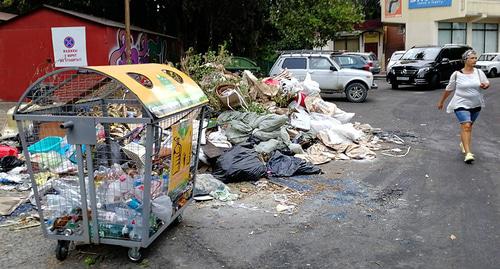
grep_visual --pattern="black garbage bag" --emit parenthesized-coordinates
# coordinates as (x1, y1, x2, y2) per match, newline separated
(266, 151, 321, 177)
(213, 143, 267, 183)
(95, 141, 129, 166)
(0, 156, 25, 172)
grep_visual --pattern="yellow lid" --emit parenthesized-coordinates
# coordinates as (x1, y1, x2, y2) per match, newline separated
(86, 64, 208, 118)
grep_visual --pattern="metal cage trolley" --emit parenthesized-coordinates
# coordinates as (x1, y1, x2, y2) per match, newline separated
(13, 64, 208, 262)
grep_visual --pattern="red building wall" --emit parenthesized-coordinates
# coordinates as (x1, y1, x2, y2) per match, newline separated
(0, 9, 111, 101)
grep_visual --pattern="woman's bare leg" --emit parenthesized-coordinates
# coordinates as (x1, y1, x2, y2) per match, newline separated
(460, 122, 473, 153)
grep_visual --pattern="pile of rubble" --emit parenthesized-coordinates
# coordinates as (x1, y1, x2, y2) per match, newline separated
(0, 64, 409, 221)
(186, 66, 409, 207)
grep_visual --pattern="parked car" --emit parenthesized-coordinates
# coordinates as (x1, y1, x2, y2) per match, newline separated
(343, 52, 381, 74)
(475, 52, 500, 77)
(387, 50, 406, 70)
(386, 44, 471, 89)
(224, 56, 261, 74)
(269, 51, 377, 102)
(331, 54, 371, 71)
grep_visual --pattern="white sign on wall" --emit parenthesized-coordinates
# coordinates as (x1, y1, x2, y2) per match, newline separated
(51, 27, 88, 67)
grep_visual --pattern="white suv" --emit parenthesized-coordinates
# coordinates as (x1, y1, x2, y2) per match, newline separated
(475, 52, 500, 77)
(269, 52, 377, 102)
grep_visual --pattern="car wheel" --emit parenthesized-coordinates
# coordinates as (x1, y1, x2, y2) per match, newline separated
(391, 81, 399, 89)
(430, 74, 440, 90)
(345, 82, 368, 103)
(489, 68, 497, 78)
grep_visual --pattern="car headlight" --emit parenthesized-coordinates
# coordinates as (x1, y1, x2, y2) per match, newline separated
(390, 68, 395, 74)
(417, 67, 430, 77)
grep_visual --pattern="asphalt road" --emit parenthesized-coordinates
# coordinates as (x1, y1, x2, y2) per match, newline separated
(1, 78, 499, 269)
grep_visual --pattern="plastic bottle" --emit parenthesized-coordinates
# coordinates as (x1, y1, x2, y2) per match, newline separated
(162, 174, 169, 192)
(129, 219, 142, 241)
(121, 225, 129, 237)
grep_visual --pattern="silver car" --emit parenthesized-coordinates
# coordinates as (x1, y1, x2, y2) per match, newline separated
(269, 51, 377, 103)
(343, 52, 381, 74)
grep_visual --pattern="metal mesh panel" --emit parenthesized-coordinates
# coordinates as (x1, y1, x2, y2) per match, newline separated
(91, 125, 148, 241)
(21, 106, 204, 243)
(20, 120, 85, 238)
(18, 69, 144, 117)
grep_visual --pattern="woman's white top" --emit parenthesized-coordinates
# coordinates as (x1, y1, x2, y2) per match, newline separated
(445, 68, 489, 113)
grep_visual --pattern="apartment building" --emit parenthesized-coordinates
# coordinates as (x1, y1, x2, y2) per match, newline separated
(382, 0, 500, 54)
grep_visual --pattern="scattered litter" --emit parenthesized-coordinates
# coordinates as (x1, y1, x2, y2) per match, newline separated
(209, 185, 239, 201)
(193, 195, 214, 201)
(381, 146, 411, 157)
(276, 204, 295, 214)
(0, 194, 27, 216)
(450, 234, 457, 240)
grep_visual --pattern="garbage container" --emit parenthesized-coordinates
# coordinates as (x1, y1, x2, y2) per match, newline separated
(13, 64, 208, 262)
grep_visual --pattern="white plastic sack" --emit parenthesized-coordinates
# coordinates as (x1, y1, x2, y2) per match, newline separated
(290, 110, 311, 130)
(332, 113, 355, 124)
(302, 73, 321, 96)
(318, 123, 364, 145)
(305, 96, 337, 116)
(309, 113, 342, 134)
(208, 130, 232, 148)
(280, 78, 303, 95)
(151, 194, 173, 222)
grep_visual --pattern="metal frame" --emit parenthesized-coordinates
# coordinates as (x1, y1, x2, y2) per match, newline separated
(14, 65, 208, 258)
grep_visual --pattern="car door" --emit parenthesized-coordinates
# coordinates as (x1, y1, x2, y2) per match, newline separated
(438, 48, 454, 81)
(281, 57, 307, 80)
(308, 56, 337, 90)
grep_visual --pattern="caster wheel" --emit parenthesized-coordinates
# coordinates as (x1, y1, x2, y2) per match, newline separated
(55, 240, 70, 261)
(175, 214, 183, 224)
(128, 247, 142, 262)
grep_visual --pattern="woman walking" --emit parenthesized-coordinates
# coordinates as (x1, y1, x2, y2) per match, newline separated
(437, 49, 490, 163)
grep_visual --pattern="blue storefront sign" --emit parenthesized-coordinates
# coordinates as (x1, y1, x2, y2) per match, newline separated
(409, 0, 452, 9)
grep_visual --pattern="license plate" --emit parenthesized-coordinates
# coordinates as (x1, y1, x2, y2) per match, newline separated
(397, 77, 410, 81)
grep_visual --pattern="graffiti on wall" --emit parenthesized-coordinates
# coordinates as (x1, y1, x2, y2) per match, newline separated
(109, 29, 169, 65)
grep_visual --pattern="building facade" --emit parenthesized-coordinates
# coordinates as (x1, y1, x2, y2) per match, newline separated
(382, 0, 500, 54)
(0, 5, 182, 101)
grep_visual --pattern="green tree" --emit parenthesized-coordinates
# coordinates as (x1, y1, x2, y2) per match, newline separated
(269, 0, 364, 49)
(355, 0, 381, 20)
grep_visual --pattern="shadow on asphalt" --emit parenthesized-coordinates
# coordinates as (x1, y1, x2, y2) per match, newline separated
(388, 85, 444, 92)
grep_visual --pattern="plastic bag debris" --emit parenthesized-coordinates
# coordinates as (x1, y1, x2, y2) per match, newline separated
(213, 144, 267, 183)
(209, 185, 239, 201)
(0, 156, 24, 172)
(151, 194, 172, 222)
(266, 151, 321, 177)
(194, 173, 226, 196)
(301, 73, 321, 96)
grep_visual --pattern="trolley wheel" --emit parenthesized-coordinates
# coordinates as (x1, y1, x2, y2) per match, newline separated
(128, 247, 142, 263)
(173, 214, 183, 226)
(55, 240, 70, 261)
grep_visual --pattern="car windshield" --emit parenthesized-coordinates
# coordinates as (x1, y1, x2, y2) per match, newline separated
(391, 52, 405, 60)
(478, 54, 497, 61)
(401, 48, 441, 61)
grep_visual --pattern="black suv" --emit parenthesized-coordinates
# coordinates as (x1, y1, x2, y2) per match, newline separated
(387, 44, 471, 89)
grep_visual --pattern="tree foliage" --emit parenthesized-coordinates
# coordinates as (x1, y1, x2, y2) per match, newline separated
(1, 0, 368, 59)
(269, 0, 364, 49)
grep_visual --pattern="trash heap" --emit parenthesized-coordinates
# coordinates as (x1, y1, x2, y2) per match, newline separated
(195, 68, 380, 171)
(184, 65, 394, 204)
(0, 61, 407, 223)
